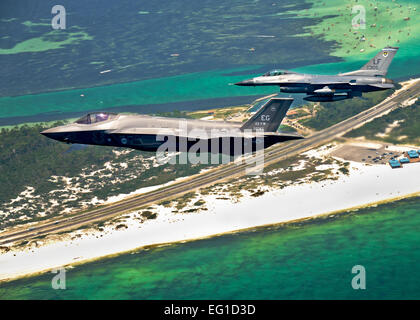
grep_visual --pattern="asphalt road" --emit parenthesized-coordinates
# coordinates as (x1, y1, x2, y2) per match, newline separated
(1, 81, 419, 246)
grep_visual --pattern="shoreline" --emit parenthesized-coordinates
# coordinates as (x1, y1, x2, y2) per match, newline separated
(1, 152, 419, 282)
(1, 192, 418, 284)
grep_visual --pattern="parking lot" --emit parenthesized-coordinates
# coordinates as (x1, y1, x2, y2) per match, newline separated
(330, 143, 405, 165)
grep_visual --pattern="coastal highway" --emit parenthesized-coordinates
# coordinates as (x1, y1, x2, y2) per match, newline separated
(1, 80, 419, 246)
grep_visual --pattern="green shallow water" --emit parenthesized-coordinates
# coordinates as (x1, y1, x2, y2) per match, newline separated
(0, 66, 275, 119)
(1, 46, 418, 122)
(1, 45, 419, 123)
(293, 41, 420, 79)
(1, 0, 419, 124)
(1, 197, 419, 299)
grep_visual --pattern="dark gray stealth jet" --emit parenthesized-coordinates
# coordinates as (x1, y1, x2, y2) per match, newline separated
(41, 98, 302, 155)
(235, 47, 398, 102)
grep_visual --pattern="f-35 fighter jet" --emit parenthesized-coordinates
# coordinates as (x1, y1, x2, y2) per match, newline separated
(41, 98, 302, 155)
(235, 47, 398, 102)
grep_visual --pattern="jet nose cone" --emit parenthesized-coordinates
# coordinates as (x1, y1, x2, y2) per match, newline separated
(40, 127, 56, 137)
(40, 128, 68, 142)
(234, 79, 255, 86)
(40, 128, 52, 137)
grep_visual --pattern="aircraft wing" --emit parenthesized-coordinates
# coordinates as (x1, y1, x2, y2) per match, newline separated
(308, 79, 351, 89)
(109, 128, 181, 136)
(108, 127, 244, 140)
(309, 78, 346, 85)
(108, 128, 303, 140)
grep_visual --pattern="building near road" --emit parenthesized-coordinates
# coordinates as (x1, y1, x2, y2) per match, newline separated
(407, 150, 419, 158)
(389, 159, 402, 168)
(400, 157, 410, 164)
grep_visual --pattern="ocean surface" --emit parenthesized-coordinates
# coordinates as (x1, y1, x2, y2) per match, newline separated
(1, 196, 419, 299)
(0, 0, 333, 125)
(0, 0, 328, 97)
(1, 0, 419, 125)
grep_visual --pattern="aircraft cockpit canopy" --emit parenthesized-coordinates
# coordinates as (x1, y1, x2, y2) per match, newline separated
(75, 112, 118, 124)
(262, 70, 286, 77)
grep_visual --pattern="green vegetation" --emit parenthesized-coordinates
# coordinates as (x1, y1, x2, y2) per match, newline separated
(174, 192, 197, 211)
(338, 167, 349, 175)
(345, 99, 420, 145)
(188, 106, 249, 121)
(197, 154, 344, 202)
(159, 200, 172, 207)
(0, 122, 115, 201)
(155, 192, 208, 214)
(141, 211, 157, 220)
(302, 90, 392, 130)
(285, 109, 310, 120)
(338, 162, 350, 175)
(193, 199, 206, 207)
(0, 124, 214, 229)
(251, 190, 265, 197)
(278, 124, 297, 133)
(155, 110, 191, 119)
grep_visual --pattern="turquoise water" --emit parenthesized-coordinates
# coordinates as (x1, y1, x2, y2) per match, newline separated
(1, 0, 321, 97)
(1, 197, 419, 299)
(0, 66, 274, 119)
(1, 0, 419, 125)
(1, 44, 418, 124)
(294, 41, 420, 79)
(2, 47, 418, 123)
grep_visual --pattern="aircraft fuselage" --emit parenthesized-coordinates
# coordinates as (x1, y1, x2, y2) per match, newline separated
(41, 99, 303, 155)
(235, 46, 398, 102)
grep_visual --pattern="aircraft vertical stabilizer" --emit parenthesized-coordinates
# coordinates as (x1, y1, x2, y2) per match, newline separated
(341, 46, 399, 76)
(241, 98, 293, 132)
(360, 46, 399, 76)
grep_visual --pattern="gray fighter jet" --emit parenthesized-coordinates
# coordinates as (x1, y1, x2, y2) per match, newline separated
(235, 47, 398, 102)
(41, 98, 302, 155)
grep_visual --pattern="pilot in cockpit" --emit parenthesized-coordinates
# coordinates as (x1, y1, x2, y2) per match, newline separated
(75, 112, 117, 124)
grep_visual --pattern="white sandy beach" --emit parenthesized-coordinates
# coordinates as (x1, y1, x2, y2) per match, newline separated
(1, 147, 419, 281)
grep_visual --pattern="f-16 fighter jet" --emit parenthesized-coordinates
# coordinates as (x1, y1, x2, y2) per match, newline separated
(235, 47, 398, 102)
(41, 98, 302, 155)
